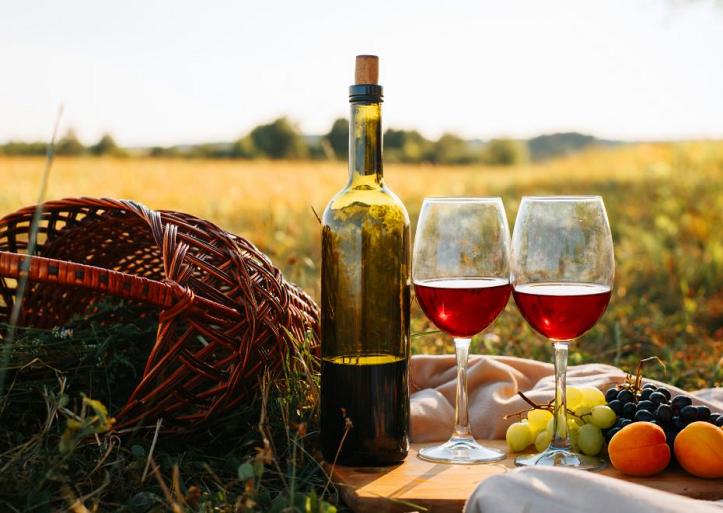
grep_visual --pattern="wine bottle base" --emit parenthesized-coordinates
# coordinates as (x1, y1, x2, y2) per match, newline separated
(321, 356, 409, 467)
(417, 436, 506, 465)
(323, 450, 408, 468)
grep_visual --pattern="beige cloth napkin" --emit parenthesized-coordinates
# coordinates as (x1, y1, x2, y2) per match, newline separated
(410, 354, 723, 442)
(464, 466, 723, 513)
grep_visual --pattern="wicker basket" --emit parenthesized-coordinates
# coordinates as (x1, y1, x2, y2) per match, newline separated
(0, 198, 319, 433)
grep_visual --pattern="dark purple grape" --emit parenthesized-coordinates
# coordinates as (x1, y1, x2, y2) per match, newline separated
(672, 416, 684, 431)
(657, 387, 671, 401)
(622, 402, 636, 419)
(664, 429, 676, 447)
(605, 387, 619, 403)
(637, 400, 656, 412)
(716, 415, 723, 428)
(613, 417, 633, 429)
(608, 399, 624, 416)
(634, 410, 655, 422)
(605, 426, 622, 443)
(640, 388, 654, 401)
(617, 389, 635, 404)
(709, 413, 720, 425)
(696, 406, 711, 422)
(642, 382, 657, 390)
(680, 405, 698, 423)
(649, 391, 668, 405)
(655, 404, 673, 425)
(671, 395, 692, 411)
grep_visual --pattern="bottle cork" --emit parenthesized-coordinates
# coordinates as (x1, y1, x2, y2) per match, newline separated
(355, 55, 379, 85)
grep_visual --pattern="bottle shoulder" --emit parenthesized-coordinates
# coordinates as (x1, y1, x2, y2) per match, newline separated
(322, 185, 410, 228)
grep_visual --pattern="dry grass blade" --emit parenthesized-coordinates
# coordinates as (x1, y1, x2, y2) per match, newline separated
(141, 418, 163, 483)
(150, 457, 184, 513)
(0, 105, 62, 397)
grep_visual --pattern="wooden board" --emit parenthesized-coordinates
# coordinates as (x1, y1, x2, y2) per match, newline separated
(329, 441, 723, 513)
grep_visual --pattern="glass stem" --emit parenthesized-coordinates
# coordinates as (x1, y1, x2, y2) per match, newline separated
(550, 341, 571, 450)
(452, 337, 473, 439)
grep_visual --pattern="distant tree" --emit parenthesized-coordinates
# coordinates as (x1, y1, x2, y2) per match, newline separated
(384, 129, 432, 163)
(189, 144, 219, 158)
(432, 133, 473, 164)
(325, 118, 349, 159)
(481, 138, 529, 166)
(56, 129, 85, 156)
(527, 132, 602, 161)
(89, 133, 126, 156)
(0, 141, 47, 156)
(249, 117, 308, 159)
(231, 135, 257, 159)
(149, 146, 166, 157)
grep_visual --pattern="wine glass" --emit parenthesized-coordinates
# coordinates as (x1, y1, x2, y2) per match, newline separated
(511, 196, 614, 469)
(413, 197, 511, 464)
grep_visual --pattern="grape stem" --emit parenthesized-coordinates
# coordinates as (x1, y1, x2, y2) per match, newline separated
(503, 391, 580, 420)
(610, 356, 667, 401)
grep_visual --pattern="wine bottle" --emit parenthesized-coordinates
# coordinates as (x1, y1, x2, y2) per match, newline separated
(320, 55, 411, 466)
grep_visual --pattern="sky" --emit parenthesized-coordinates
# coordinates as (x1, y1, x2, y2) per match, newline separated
(1, 0, 722, 146)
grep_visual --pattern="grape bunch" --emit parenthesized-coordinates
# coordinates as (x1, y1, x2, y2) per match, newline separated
(603, 382, 723, 451)
(506, 386, 616, 457)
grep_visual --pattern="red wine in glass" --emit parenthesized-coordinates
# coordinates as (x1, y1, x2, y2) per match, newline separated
(512, 282, 611, 341)
(413, 197, 511, 464)
(511, 196, 614, 470)
(414, 278, 511, 338)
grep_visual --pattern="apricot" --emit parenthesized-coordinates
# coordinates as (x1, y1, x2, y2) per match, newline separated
(608, 422, 670, 476)
(674, 421, 723, 478)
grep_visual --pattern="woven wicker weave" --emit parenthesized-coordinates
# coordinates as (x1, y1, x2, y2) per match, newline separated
(0, 198, 319, 433)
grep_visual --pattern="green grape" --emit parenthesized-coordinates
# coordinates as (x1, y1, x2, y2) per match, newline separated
(568, 415, 585, 428)
(527, 409, 553, 431)
(545, 417, 555, 435)
(569, 429, 580, 452)
(574, 405, 592, 424)
(567, 419, 581, 435)
(578, 424, 604, 456)
(566, 386, 583, 410)
(590, 405, 616, 429)
(506, 422, 532, 452)
(579, 386, 606, 407)
(527, 423, 545, 440)
(534, 430, 552, 452)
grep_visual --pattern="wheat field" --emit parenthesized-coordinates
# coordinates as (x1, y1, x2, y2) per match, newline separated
(1, 141, 722, 388)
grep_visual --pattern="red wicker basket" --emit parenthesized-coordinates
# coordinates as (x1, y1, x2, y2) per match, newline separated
(0, 198, 319, 433)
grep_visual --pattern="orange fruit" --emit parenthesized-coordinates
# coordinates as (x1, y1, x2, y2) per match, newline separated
(608, 422, 670, 476)
(674, 421, 723, 478)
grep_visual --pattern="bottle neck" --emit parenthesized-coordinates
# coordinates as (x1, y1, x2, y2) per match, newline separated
(348, 101, 383, 186)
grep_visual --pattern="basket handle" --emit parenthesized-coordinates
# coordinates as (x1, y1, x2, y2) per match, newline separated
(0, 251, 242, 320)
(0, 250, 176, 309)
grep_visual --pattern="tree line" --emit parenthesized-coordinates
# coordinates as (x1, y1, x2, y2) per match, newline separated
(0, 130, 128, 157)
(0, 117, 531, 166)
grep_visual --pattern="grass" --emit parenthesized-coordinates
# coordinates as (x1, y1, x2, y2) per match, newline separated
(0, 142, 721, 510)
(0, 302, 334, 512)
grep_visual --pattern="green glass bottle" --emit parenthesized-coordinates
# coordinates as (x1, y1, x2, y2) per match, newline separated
(320, 56, 410, 466)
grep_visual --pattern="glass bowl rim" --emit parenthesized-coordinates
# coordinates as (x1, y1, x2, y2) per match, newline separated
(421, 196, 504, 203)
(520, 195, 603, 201)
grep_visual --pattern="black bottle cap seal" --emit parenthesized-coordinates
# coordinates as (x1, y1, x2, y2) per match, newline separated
(349, 84, 383, 103)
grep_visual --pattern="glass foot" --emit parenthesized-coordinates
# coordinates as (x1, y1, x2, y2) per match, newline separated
(418, 436, 506, 464)
(514, 446, 606, 470)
